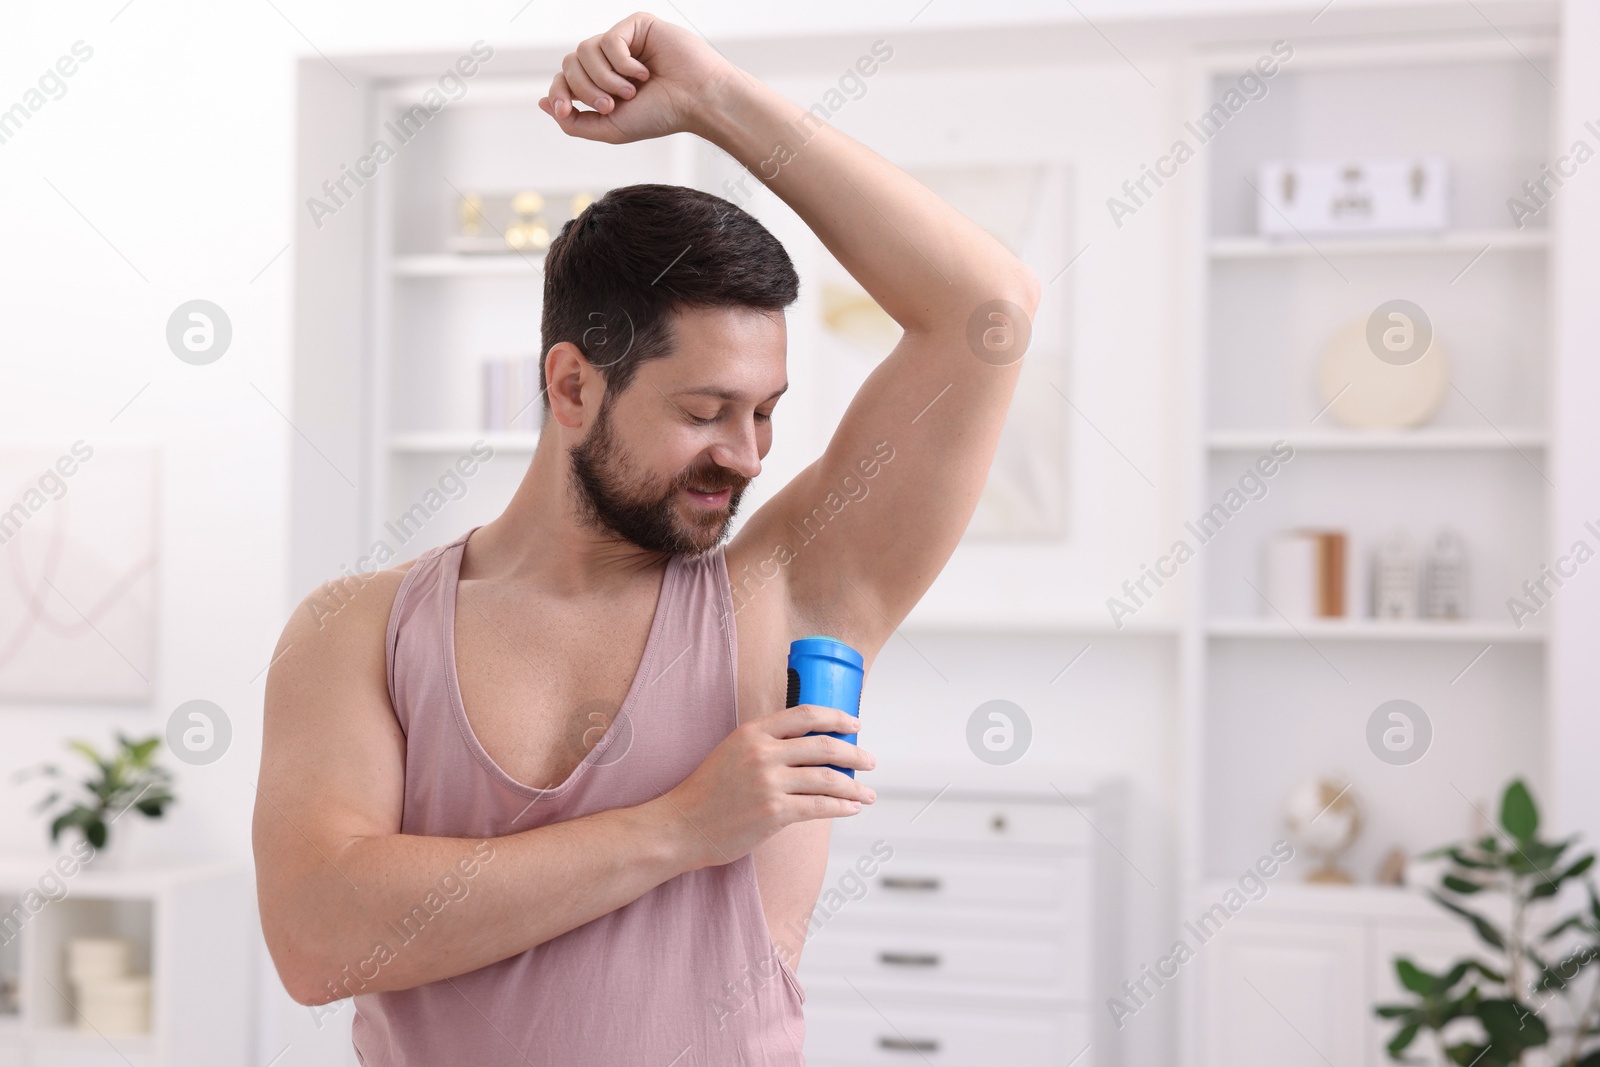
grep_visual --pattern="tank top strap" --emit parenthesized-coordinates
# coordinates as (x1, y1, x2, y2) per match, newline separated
(384, 527, 476, 736)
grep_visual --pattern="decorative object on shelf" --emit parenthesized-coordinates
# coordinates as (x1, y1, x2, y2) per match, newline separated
(1257, 157, 1450, 236)
(1262, 528, 1346, 619)
(481, 355, 543, 434)
(68, 937, 151, 1035)
(1371, 528, 1419, 618)
(449, 188, 596, 255)
(1374, 846, 1406, 886)
(14, 733, 174, 856)
(1285, 776, 1361, 884)
(1423, 527, 1469, 619)
(1374, 780, 1600, 1066)
(1317, 314, 1448, 430)
(457, 193, 484, 240)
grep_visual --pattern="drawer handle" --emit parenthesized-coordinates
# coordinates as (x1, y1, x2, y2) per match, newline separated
(881, 876, 941, 891)
(879, 951, 940, 968)
(879, 1036, 940, 1054)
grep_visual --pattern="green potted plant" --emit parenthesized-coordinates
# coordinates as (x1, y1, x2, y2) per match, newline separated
(1374, 779, 1600, 1066)
(15, 733, 176, 860)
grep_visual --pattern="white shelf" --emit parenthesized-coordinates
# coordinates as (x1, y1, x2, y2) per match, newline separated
(0, 856, 242, 896)
(31, 1027, 153, 1051)
(1205, 617, 1543, 643)
(901, 611, 1180, 636)
(1191, 880, 1452, 920)
(1208, 229, 1549, 259)
(389, 432, 541, 453)
(391, 254, 544, 278)
(1206, 428, 1546, 451)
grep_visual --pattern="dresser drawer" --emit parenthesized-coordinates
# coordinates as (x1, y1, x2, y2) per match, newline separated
(802, 921, 1089, 996)
(802, 996, 1092, 1066)
(838, 795, 1089, 850)
(824, 846, 1090, 916)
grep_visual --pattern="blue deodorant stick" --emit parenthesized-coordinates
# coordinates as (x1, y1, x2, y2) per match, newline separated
(785, 636, 865, 778)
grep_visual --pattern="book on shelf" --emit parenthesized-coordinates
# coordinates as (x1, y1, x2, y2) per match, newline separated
(1262, 529, 1346, 619)
(481, 355, 543, 435)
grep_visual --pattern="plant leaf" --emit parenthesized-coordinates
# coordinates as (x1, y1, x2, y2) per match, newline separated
(1447, 1042, 1515, 1067)
(1395, 958, 1434, 994)
(1500, 780, 1538, 842)
(1476, 998, 1549, 1051)
(1386, 1021, 1420, 1057)
(1429, 891, 1507, 950)
(1540, 915, 1589, 942)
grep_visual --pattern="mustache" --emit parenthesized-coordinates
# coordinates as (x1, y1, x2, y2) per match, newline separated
(677, 466, 748, 492)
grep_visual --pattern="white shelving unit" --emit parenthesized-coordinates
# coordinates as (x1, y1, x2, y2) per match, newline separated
(0, 856, 252, 1067)
(1178, 33, 1558, 1067)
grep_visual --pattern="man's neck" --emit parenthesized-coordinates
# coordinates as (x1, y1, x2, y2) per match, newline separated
(462, 430, 670, 594)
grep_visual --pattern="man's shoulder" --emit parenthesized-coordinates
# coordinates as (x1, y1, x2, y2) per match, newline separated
(272, 546, 444, 687)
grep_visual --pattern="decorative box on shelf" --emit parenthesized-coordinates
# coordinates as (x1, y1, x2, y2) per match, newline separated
(1255, 157, 1450, 237)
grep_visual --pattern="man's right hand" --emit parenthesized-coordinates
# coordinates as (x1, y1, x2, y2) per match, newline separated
(658, 705, 876, 870)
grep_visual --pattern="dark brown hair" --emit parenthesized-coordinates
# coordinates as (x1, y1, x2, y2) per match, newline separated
(538, 184, 800, 410)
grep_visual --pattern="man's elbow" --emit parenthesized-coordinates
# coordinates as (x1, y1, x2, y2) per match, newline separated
(263, 927, 334, 1006)
(259, 898, 346, 1006)
(283, 971, 334, 1008)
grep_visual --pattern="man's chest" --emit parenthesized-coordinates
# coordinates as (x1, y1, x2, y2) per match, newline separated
(451, 573, 664, 790)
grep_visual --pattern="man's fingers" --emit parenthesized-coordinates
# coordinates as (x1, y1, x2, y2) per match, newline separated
(764, 704, 861, 740)
(597, 31, 649, 82)
(785, 765, 876, 804)
(562, 52, 613, 113)
(540, 73, 623, 143)
(544, 71, 574, 117)
(791, 794, 863, 822)
(780, 732, 874, 774)
(578, 37, 638, 98)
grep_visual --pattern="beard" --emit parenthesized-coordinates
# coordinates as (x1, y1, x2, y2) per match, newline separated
(568, 392, 749, 557)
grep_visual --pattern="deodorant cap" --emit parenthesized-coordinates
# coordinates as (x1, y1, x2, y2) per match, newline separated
(791, 635, 864, 669)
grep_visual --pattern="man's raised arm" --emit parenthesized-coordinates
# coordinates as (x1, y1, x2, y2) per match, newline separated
(703, 48, 1042, 647)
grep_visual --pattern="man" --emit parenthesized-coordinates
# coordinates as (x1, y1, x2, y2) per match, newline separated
(254, 12, 1038, 1064)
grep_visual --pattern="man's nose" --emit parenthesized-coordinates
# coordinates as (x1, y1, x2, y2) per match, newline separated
(709, 421, 762, 481)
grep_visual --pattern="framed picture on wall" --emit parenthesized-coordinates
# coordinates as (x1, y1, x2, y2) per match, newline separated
(0, 443, 159, 704)
(816, 160, 1073, 540)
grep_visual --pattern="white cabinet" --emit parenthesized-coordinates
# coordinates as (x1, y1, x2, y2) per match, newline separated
(799, 770, 1116, 1067)
(0, 857, 252, 1067)
(1190, 885, 1479, 1067)
(1198, 918, 1366, 1067)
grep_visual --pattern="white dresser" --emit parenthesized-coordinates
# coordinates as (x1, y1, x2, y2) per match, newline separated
(797, 764, 1120, 1067)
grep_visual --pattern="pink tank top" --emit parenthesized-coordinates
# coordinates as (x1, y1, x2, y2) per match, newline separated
(353, 526, 807, 1065)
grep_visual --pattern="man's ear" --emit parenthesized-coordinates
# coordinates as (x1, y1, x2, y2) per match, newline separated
(545, 341, 598, 429)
